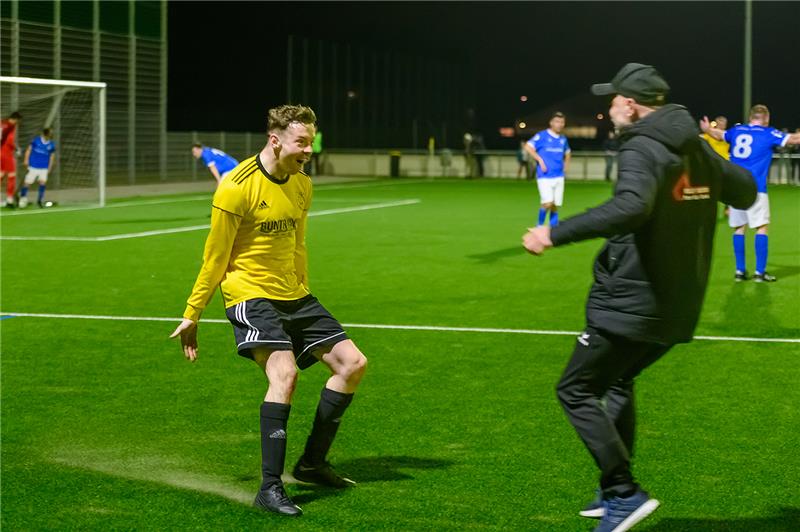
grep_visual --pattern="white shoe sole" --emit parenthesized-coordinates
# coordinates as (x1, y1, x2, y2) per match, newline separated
(611, 498, 660, 532)
(580, 507, 605, 518)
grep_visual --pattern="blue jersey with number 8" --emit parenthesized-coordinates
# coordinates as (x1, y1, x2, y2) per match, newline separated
(724, 124, 787, 193)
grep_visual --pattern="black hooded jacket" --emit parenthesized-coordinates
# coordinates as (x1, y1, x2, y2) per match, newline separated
(550, 105, 756, 344)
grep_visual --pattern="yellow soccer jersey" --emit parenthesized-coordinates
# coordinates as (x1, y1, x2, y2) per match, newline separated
(701, 133, 730, 160)
(184, 154, 312, 321)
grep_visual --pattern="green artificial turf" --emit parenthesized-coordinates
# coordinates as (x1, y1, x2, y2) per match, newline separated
(2, 179, 798, 530)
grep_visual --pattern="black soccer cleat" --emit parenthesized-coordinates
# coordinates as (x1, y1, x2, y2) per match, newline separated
(292, 460, 356, 488)
(734, 270, 749, 282)
(253, 483, 303, 516)
(753, 272, 776, 283)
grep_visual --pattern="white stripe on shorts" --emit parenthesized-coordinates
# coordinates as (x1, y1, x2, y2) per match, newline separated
(299, 331, 347, 356)
(237, 302, 259, 345)
(234, 301, 291, 348)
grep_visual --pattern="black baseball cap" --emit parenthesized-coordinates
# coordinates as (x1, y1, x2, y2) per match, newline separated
(591, 63, 670, 105)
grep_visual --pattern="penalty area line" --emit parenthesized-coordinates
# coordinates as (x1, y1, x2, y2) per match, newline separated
(0, 199, 421, 242)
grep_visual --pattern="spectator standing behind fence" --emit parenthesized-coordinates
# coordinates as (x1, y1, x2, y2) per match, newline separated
(525, 112, 571, 227)
(310, 130, 323, 176)
(192, 143, 239, 185)
(473, 133, 486, 177)
(463, 132, 475, 178)
(792, 128, 800, 185)
(602, 130, 620, 181)
(517, 139, 532, 179)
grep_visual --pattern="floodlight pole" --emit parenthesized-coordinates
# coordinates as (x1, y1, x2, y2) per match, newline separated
(743, 0, 752, 122)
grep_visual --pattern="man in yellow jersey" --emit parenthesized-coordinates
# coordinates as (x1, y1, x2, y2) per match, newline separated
(701, 116, 730, 219)
(701, 115, 730, 159)
(171, 105, 367, 517)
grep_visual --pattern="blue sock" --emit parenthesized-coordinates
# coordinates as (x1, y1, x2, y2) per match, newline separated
(549, 211, 559, 227)
(755, 234, 768, 274)
(20, 185, 28, 198)
(733, 234, 746, 273)
(538, 208, 547, 226)
(38, 184, 46, 203)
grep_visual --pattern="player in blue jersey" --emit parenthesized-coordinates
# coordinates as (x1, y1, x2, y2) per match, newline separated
(191, 143, 239, 185)
(525, 112, 571, 227)
(20, 128, 56, 208)
(702, 104, 800, 282)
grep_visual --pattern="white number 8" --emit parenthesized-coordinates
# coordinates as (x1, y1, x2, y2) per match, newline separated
(733, 134, 753, 159)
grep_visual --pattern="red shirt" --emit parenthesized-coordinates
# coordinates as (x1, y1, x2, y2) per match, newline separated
(1, 119, 17, 154)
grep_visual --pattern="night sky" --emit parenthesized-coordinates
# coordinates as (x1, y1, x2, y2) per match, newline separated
(168, 1, 800, 147)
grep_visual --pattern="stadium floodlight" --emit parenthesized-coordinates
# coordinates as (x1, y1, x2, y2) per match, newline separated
(1, 76, 106, 207)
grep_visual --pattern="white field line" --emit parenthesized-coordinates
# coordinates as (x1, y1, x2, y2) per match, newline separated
(310, 198, 419, 216)
(0, 195, 214, 216)
(314, 179, 432, 191)
(2, 311, 798, 344)
(0, 199, 421, 242)
(0, 179, 429, 217)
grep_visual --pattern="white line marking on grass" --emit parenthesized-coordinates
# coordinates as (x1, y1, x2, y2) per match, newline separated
(310, 198, 420, 216)
(1, 179, 429, 217)
(0, 224, 213, 242)
(0, 195, 213, 216)
(3, 311, 798, 344)
(0, 199, 421, 241)
(315, 179, 432, 191)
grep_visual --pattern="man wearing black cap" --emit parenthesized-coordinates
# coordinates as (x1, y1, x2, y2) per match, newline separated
(522, 63, 756, 532)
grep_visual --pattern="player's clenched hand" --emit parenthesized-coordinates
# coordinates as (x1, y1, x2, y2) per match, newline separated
(170, 318, 199, 362)
(699, 116, 710, 132)
(522, 226, 553, 256)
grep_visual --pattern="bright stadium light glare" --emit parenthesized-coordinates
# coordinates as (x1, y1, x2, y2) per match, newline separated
(520, 95, 528, 102)
(519, 121, 527, 129)
(346, 90, 357, 99)
(597, 113, 604, 120)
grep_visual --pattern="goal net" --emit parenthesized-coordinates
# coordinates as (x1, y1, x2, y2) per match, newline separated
(1, 76, 106, 207)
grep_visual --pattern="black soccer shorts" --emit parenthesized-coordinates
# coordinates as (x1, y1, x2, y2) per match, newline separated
(225, 295, 348, 370)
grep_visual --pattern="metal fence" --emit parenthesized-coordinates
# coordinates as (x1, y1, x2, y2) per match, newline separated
(1, 1, 167, 187)
(159, 137, 800, 184)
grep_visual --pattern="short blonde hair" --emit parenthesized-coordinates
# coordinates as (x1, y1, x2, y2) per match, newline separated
(268, 105, 316, 133)
(749, 104, 769, 120)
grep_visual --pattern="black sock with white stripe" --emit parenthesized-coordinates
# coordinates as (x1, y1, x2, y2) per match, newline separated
(300, 388, 354, 466)
(260, 402, 291, 490)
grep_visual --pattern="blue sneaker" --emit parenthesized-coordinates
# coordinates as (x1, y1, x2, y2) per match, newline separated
(579, 488, 604, 518)
(594, 489, 659, 532)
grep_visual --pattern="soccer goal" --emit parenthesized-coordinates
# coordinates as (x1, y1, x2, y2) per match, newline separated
(1, 76, 106, 207)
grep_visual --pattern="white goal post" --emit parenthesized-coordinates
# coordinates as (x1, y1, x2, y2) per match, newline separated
(1, 76, 106, 207)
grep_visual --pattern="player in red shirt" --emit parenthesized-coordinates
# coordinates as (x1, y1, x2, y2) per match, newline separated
(1, 111, 22, 207)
